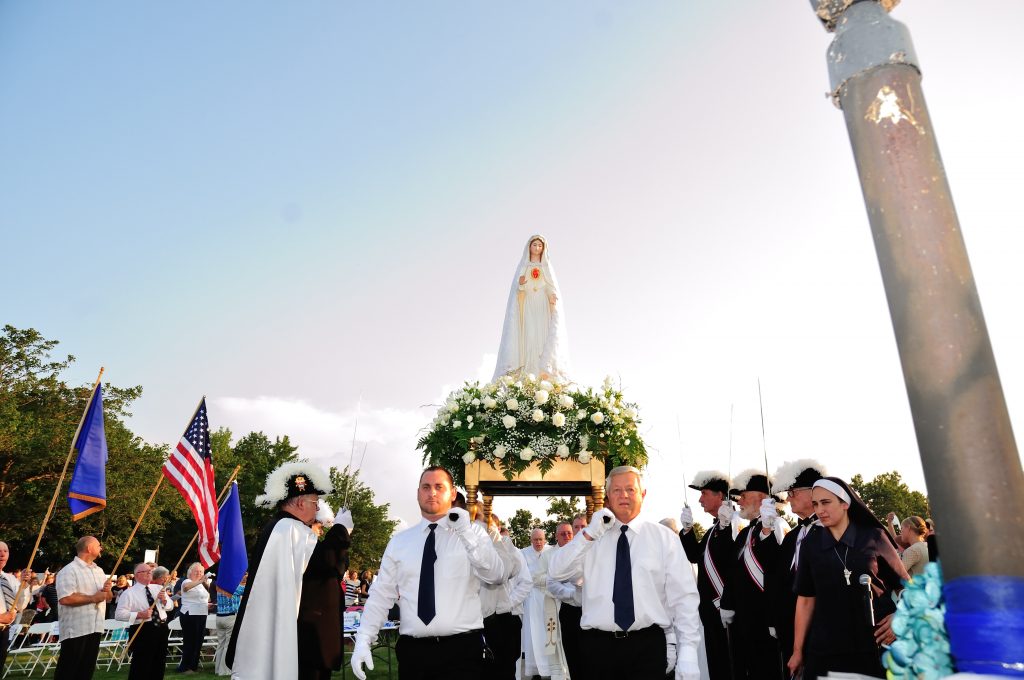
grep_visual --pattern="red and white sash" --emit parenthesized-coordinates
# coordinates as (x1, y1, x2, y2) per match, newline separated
(703, 525, 726, 609)
(740, 525, 765, 592)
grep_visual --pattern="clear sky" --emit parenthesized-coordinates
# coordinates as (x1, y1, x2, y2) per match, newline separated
(3, 1, 1022, 529)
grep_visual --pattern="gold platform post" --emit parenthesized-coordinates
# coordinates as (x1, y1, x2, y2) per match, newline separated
(466, 484, 479, 521)
(482, 494, 493, 525)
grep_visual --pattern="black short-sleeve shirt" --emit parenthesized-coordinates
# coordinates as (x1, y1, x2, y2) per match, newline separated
(795, 522, 908, 657)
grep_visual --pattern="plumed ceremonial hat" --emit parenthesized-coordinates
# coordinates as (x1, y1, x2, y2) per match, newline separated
(688, 470, 730, 495)
(773, 459, 828, 493)
(730, 468, 777, 498)
(256, 461, 333, 507)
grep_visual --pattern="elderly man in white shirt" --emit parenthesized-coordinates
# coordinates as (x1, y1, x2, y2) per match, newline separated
(548, 466, 701, 680)
(351, 466, 506, 680)
(115, 562, 175, 680)
(55, 536, 112, 680)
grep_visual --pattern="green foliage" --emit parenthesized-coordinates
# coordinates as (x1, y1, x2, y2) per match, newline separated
(541, 496, 583, 540)
(850, 471, 930, 522)
(507, 508, 539, 548)
(325, 466, 399, 571)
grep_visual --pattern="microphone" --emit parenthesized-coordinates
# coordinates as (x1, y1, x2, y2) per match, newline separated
(859, 574, 875, 627)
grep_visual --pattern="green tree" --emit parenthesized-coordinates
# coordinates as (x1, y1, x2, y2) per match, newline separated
(508, 508, 539, 548)
(0, 325, 188, 573)
(850, 471, 930, 522)
(542, 496, 583, 540)
(324, 467, 399, 571)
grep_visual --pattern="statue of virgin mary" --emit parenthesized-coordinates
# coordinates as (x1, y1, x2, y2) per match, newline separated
(493, 235, 570, 381)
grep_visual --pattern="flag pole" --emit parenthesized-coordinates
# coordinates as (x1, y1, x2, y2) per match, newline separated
(107, 394, 207, 580)
(1, 367, 104, 627)
(119, 464, 242, 661)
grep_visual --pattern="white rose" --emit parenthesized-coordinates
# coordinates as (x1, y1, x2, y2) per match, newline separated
(467, 415, 473, 422)
(502, 415, 517, 429)
(610, 406, 620, 415)
(559, 395, 574, 408)
(493, 444, 507, 459)
(531, 409, 545, 423)
(624, 407, 638, 419)
(556, 444, 570, 458)
(446, 399, 458, 411)
(506, 398, 520, 410)
(578, 450, 592, 464)
(527, 373, 537, 383)
(539, 380, 554, 392)
(462, 452, 476, 464)
(576, 409, 587, 420)
(591, 412, 605, 425)
(624, 439, 631, 446)
(552, 412, 566, 427)
(534, 389, 549, 405)
(519, 446, 535, 461)
(472, 398, 480, 407)
(468, 423, 474, 429)
(453, 420, 462, 429)
(483, 397, 497, 409)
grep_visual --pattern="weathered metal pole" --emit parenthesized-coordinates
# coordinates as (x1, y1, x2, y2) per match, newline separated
(810, 0, 1024, 673)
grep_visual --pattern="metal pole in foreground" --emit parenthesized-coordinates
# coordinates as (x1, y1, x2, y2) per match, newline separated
(809, 0, 1024, 673)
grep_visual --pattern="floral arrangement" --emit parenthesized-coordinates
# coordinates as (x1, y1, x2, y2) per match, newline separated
(418, 374, 648, 487)
(882, 561, 954, 679)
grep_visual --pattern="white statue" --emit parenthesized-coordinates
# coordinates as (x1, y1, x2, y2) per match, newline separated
(493, 235, 569, 380)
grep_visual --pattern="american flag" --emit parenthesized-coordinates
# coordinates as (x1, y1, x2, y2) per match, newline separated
(162, 398, 219, 567)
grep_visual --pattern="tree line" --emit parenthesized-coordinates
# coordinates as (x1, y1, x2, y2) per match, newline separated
(0, 324, 397, 575)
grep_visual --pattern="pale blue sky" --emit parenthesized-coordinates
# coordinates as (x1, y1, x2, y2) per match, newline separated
(3, 2, 1022, 525)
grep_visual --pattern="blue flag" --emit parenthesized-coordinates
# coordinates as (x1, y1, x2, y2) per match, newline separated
(68, 383, 108, 520)
(216, 482, 247, 593)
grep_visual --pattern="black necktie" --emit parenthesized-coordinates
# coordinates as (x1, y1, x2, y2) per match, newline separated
(417, 523, 438, 625)
(613, 525, 635, 631)
(1, 574, 15, 609)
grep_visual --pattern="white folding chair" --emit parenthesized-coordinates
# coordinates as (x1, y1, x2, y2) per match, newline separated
(3, 622, 53, 678)
(165, 617, 183, 666)
(96, 619, 130, 671)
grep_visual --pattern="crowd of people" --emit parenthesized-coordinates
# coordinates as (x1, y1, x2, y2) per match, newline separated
(2, 458, 937, 680)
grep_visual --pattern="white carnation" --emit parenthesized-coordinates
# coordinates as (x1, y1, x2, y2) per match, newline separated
(624, 407, 638, 419)
(462, 452, 476, 464)
(534, 389, 549, 405)
(556, 444, 570, 458)
(552, 412, 566, 427)
(493, 444, 507, 459)
(506, 398, 520, 410)
(559, 395, 574, 409)
(531, 409, 545, 423)
(578, 450, 592, 464)
(446, 399, 458, 411)
(502, 415, 517, 429)
(539, 380, 553, 392)
(472, 398, 480, 407)
(576, 409, 587, 420)
(453, 420, 462, 429)
(591, 412, 605, 425)
(519, 446, 535, 460)
(483, 397, 497, 409)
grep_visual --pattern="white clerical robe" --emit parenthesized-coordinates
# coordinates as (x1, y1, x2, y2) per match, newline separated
(520, 545, 567, 679)
(230, 517, 318, 680)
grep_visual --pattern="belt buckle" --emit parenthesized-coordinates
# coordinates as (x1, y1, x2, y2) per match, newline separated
(613, 630, 629, 639)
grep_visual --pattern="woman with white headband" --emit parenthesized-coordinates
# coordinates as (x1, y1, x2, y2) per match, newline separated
(786, 476, 909, 679)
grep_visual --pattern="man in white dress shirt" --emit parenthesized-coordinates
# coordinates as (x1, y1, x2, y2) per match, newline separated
(547, 466, 701, 680)
(351, 466, 506, 680)
(115, 562, 175, 680)
(522, 527, 565, 679)
(480, 513, 532, 680)
(55, 536, 112, 680)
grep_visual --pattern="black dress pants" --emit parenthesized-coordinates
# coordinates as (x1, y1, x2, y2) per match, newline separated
(127, 623, 170, 680)
(177, 613, 207, 671)
(395, 631, 485, 680)
(558, 604, 584, 680)
(54, 632, 101, 680)
(803, 651, 885, 680)
(700, 604, 732, 680)
(730, 612, 783, 680)
(483, 612, 522, 680)
(580, 625, 666, 680)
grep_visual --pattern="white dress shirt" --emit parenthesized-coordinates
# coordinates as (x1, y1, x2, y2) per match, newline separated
(55, 557, 108, 640)
(547, 515, 701, 665)
(0, 572, 32, 614)
(481, 538, 532, 617)
(115, 583, 174, 624)
(546, 557, 583, 609)
(179, 579, 209, 616)
(356, 516, 505, 645)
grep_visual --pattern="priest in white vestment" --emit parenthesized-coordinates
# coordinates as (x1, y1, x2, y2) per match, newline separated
(520, 528, 567, 679)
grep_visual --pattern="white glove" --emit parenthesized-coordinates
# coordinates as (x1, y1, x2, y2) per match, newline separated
(720, 608, 735, 627)
(759, 498, 778, 531)
(584, 508, 615, 541)
(675, 645, 700, 680)
(350, 639, 374, 680)
(717, 501, 735, 528)
(443, 507, 471, 534)
(679, 507, 694, 533)
(666, 641, 677, 674)
(334, 507, 354, 532)
(316, 499, 335, 525)
(768, 626, 777, 638)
